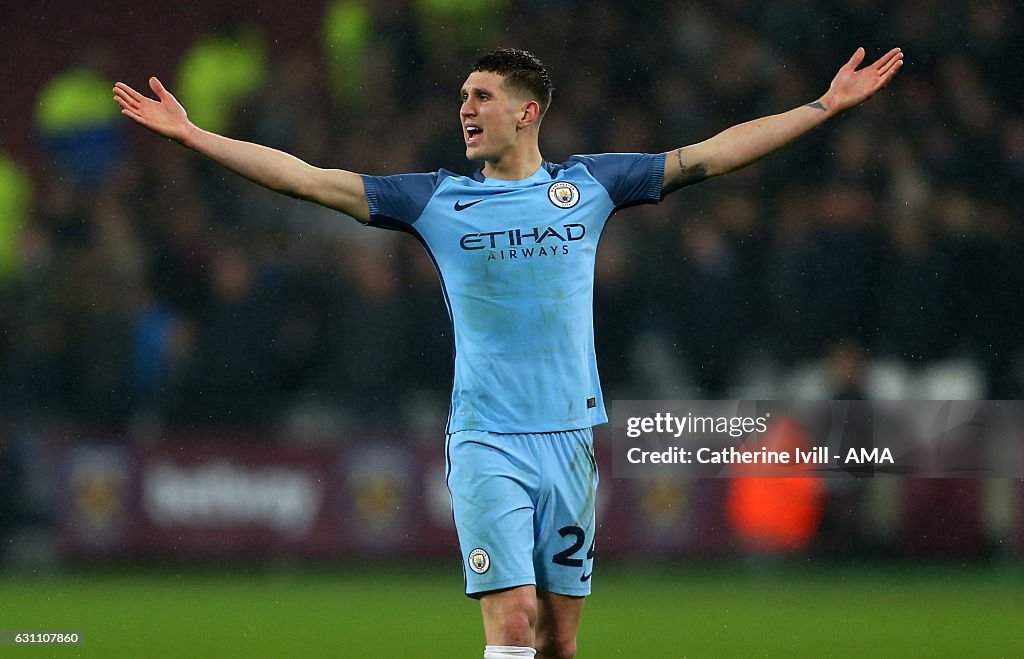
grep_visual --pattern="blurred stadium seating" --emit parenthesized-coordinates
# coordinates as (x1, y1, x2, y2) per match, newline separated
(0, 0, 1022, 569)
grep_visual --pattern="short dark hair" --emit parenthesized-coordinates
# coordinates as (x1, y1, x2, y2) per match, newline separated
(470, 48, 554, 117)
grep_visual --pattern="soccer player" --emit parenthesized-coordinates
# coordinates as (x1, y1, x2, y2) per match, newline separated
(114, 45, 902, 659)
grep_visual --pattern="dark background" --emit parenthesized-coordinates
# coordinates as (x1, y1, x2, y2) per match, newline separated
(0, 0, 1021, 567)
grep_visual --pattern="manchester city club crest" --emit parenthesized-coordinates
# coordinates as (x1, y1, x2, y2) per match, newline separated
(548, 181, 580, 209)
(468, 547, 491, 574)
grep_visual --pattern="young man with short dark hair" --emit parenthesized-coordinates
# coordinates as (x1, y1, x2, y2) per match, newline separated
(115, 44, 902, 659)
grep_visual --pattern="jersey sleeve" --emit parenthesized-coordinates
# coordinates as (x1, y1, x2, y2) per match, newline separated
(570, 153, 666, 210)
(361, 172, 441, 230)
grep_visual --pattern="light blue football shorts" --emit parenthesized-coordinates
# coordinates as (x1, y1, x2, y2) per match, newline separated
(445, 427, 599, 598)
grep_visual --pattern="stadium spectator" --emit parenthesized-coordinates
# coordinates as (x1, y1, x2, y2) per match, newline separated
(175, 246, 279, 429)
(414, 0, 507, 58)
(0, 152, 31, 283)
(34, 43, 125, 188)
(321, 0, 371, 107)
(176, 13, 266, 136)
(814, 338, 874, 558)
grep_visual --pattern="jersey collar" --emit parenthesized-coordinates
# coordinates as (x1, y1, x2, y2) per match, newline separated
(471, 162, 556, 186)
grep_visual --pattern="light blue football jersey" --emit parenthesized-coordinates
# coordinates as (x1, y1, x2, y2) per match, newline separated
(362, 153, 665, 433)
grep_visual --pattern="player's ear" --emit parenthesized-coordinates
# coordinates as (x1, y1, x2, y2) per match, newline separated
(518, 100, 541, 129)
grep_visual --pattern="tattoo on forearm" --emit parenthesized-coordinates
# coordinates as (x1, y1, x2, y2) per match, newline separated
(805, 101, 827, 111)
(675, 149, 709, 186)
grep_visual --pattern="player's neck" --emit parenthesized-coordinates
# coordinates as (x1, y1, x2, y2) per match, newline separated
(481, 146, 543, 181)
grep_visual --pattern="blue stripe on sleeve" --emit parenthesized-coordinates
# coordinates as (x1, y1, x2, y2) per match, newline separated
(361, 172, 442, 228)
(569, 153, 666, 209)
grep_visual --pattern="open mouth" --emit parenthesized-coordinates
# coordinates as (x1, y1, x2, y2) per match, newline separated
(465, 126, 483, 145)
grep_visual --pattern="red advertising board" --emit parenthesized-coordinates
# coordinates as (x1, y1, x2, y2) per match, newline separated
(57, 439, 461, 559)
(54, 433, 1004, 560)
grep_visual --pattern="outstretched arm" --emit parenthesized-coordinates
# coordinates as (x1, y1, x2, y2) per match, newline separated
(662, 47, 903, 195)
(114, 77, 370, 222)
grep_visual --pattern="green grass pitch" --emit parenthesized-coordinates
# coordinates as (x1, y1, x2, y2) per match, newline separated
(3, 563, 1021, 657)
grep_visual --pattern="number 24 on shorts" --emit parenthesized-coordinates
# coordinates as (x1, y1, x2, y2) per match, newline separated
(552, 525, 595, 582)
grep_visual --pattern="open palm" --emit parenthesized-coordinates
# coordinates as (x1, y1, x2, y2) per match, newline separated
(823, 47, 903, 113)
(113, 77, 191, 142)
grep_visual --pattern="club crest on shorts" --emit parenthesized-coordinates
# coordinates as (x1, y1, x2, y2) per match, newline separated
(468, 548, 490, 574)
(548, 182, 580, 209)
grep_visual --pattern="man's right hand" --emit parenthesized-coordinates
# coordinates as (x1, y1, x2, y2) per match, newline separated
(113, 75, 370, 222)
(114, 77, 193, 144)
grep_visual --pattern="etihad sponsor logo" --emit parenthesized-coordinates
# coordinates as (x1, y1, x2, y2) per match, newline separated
(460, 223, 586, 251)
(486, 245, 570, 260)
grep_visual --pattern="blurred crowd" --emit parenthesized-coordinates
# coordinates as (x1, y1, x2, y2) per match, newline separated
(0, 0, 1021, 438)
